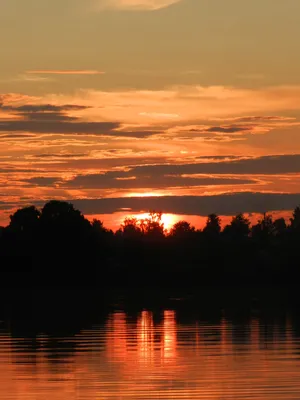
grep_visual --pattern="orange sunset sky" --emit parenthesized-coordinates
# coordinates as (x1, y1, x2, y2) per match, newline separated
(1, 0, 300, 229)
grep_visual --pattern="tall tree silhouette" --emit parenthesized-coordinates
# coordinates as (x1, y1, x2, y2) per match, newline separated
(3, 206, 41, 283)
(118, 217, 143, 240)
(143, 212, 165, 240)
(252, 213, 274, 238)
(223, 213, 250, 239)
(38, 201, 93, 285)
(9, 206, 40, 235)
(203, 214, 221, 238)
(273, 217, 287, 237)
(290, 206, 300, 233)
(40, 200, 91, 240)
(169, 221, 195, 239)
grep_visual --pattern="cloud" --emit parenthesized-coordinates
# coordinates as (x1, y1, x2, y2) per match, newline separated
(0, 93, 38, 105)
(0, 99, 163, 137)
(26, 70, 105, 75)
(31, 152, 88, 160)
(60, 171, 255, 190)
(206, 125, 252, 134)
(22, 177, 60, 187)
(13, 74, 52, 83)
(44, 86, 300, 127)
(0, 104, 89, 112)
(139, 112, 180, 119)
(129, 155, 300, 176)
(3, 86, 300, 136)
(0, 167, 43, 174)
(2, 192, 299, 221)
(0, 103, 91, 123)
(56, 192, 300, 216)
(34, 154, 297, 191)
(0, 119, 121, 135)
(3, 123, 161, 138)
(226, 116, 295, 123)
(29, 156, 172, 171)
(99, 0, 182, 11)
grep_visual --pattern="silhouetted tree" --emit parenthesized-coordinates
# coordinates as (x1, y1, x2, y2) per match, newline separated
(8, 206, 40, 234)
(40, 200, 88, 227)
(273, 217, 287, 237)
(252, 213, 274, 235)
(40, 200, 91, 240)
(90, 218, 114, 262)
(290, 206, 300, 232)
(169, 221, 195, 239)
(3, 198, 300, 288)
(223, 213, 250, 239)
(37, 201, 93, 284)
(91, 218, 105, 232)
(91, 218, 113, 239)
(119, 217, 142, 240)
(203, 214, 221, 237)
(2, 206, 41, 283)
(143, 212, 165, 240)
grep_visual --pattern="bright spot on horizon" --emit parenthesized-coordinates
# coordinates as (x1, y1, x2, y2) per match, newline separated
(125, 192, 165, 198)
(127, 212, 178, 230)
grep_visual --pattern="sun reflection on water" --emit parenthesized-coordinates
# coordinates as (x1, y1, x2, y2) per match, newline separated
(162, 310, 177, 362)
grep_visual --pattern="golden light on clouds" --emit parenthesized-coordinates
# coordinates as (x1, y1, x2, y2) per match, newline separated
(98, 0, 182, 11)
(44, 85, 300, 125)
(26, 70, 105, 75)
(1, 0, 300, 227)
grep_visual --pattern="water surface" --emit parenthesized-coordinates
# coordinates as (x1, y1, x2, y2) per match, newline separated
(1, 303, 300, 399)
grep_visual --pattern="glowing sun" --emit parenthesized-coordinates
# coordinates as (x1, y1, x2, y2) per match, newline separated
(128, 212, 178, 231)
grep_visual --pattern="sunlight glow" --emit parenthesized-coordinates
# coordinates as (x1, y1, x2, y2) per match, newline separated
(125, 192, 164, 198)
(128, 212, 178, 230)
(98, 0, 182, 11)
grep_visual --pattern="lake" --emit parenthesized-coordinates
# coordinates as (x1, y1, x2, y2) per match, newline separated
(1, 291, 300, 399)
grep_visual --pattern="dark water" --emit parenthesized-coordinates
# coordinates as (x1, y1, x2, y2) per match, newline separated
(1, 295, 300, 399)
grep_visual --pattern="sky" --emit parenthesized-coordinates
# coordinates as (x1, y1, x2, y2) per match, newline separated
(1, 0, 300, 229)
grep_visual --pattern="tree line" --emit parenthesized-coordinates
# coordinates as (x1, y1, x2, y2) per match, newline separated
(0, 200, 300, 287)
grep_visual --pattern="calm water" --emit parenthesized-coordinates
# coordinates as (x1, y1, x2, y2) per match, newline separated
(1, 302, 300, 399)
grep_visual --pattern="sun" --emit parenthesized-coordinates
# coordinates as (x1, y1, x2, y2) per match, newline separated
(161, 214, 178, 230)
(128, 212, 178, 231)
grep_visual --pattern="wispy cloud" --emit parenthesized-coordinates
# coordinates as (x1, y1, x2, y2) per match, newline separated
(45, 85, 300, 125)
(59, 171, 255, 190)
(11, 74, 52, 83)
(26, 70, 105, 75)
(98, 0, 182, 11)
(30, 193, 300, 217)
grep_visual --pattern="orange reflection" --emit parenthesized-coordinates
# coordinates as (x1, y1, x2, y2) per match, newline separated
(162, 310, 177, 362)
(1, 314, 300, 400)
(137, 311, 154, 363)
(106, 312, 128, 362)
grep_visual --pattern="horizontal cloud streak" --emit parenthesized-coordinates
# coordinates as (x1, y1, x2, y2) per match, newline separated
(44, 86, 300, 129)
(0, 99, 163, 137)
(40, 192, 300, 216)
(0, 120, 120, 135)
(1, 193, 299, 222)
(129, 155, 300, 176)
(38, 173, 255, 189)
(0, 104, 89, 112)
(99, 0, 182, 11)
(26, 70, 105, 75)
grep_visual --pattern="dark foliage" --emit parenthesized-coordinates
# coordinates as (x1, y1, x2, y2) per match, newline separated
(1, 201, 300, 288)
